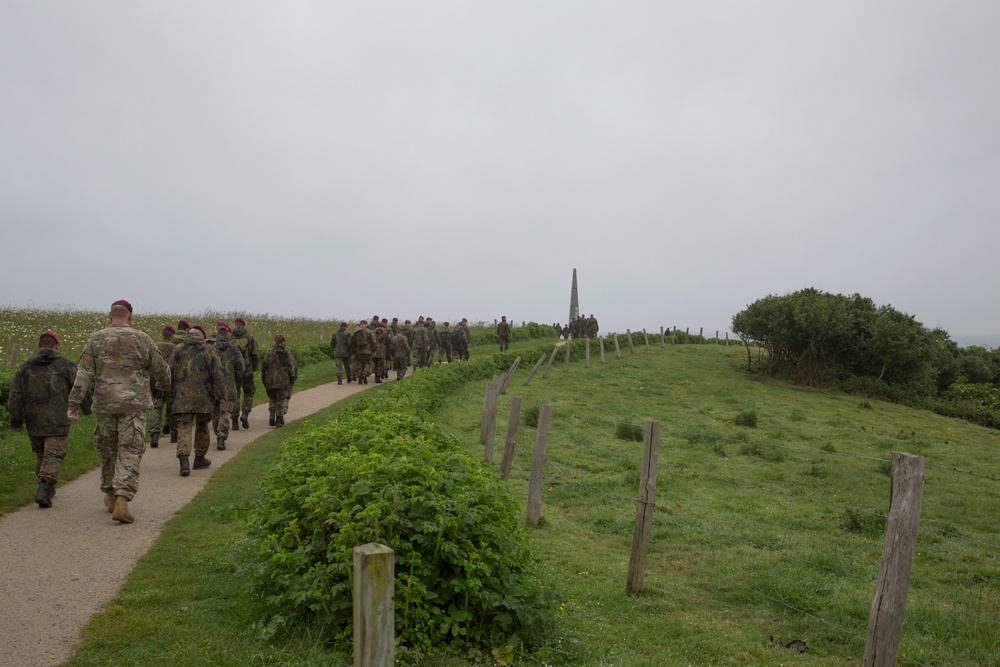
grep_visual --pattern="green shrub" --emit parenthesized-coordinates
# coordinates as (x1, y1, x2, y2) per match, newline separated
(839, 508, 885, 537)
(734, 408, 759, 428)
(523, 405, 540, 428)
(246, 410, 558, 654)
(738, 442, 785, 462)
(289, 342, 334, 369)
(614, 420, 644, 442)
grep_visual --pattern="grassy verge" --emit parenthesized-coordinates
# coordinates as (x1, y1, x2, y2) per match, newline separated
(66, 341, 999, 665)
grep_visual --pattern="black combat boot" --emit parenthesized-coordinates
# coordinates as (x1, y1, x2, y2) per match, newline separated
(170, 432, 178, 444)
(193, 454, 212, 470)
(35, 480, 54, 508)
(337, 375, 343, 385)
(150, 433, 159, 448)
(217, 437, 226, 451)
(275, 414, 285, 428)
(232, 415, 240, 431)
(162, 423, 170, 435)
(375, 376, 381, 383)
(269, 409, 276, 426)
(241, 411, 250, 429)
(179, 455, 190, 477)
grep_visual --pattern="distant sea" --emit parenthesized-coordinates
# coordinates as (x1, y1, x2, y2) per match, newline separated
(951, 333, 1000, 349)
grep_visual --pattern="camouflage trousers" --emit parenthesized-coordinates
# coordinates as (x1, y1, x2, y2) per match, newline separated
(437, 340, 452, 363)
(335, 357, 351, 379)
(453, 344, 469, 361)
(214, 399, 237, 441)
(266, 387, 291, 417)
(392, 356, 408, 380)
(174, 412, 212, 458)
(95, 412, 146, 500)
(498, 336, 509, 352)
(353, 355, 373, 380)
(232, 374, 256, 416)
(149, 393, 175, 436)
(29, 435, 68, 484)
(374, 356, 386, 378)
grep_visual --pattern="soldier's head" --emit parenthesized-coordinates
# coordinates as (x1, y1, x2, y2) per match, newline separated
(162, 325, 176, 340)
(190, 325, 206, 339)
(110, 299, 132, 324)
(217, 323, 232, 339)
(501, 316, 507, 321)
(38, 330, 60, 350)
(234, 317, 246, 327)
(392, 317, 398, 323)
(443, 322, 449, 328)
(274, 333, 286, 345)
(356, 322, 366, 330)
(339, 321, 348, 330)
(177, 319, 191, 333)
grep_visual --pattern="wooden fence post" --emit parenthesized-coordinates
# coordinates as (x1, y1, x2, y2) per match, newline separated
(699, 327, 703, 343)
(526, 405, 553, 527)
(585, 338, 591, 368)
(8, 343, 20, 369)
(523, 354, 546, 386)
(542, 346, 559, 379)
(500, 396, 522, 481)
(715, 330, 719, 343)
(671, 327, 676, 345)
(642, 329, 650, 350)
(626, 329, 635, 354)
(353, 543, 394, 667)
(563, 338, 572, 372)
(626, 420, 661, 595)
(660, 326, 664, 349)
(863, 452, 925, 667)
(726, 332, 730, 346)
(685, 327, 689, 343)
(480, 377, 499, 445)
(614, 335, 622, 359)
(497, 356, 522, 394)
(599, 336, 606, 363)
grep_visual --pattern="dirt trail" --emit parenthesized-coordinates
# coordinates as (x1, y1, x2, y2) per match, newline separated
(0, 375, 390, 667)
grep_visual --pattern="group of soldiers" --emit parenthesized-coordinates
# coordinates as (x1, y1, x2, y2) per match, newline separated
(6, 300, 296, 523)
(554, 314, 600, 340)
(330, 315, 473, 385)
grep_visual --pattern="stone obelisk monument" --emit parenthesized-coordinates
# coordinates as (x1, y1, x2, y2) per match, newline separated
(568, 268, 579, 323)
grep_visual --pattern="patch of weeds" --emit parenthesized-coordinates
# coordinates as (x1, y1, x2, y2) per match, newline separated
(876, 460, 892, 476)
(615, 421, 644, 442)
(804, 464, 828, 478)
(712, 443, 727, 457)
(789, 409, 806, 422)
(820, 443, 837, 453)
(840, 508, 885, 537)
(523, 405, 540, 428)
(738, 443, 786, 463)
(734, 431, 750, 442)
(735, 409, 759, 428)
(687, 432, 722, 445)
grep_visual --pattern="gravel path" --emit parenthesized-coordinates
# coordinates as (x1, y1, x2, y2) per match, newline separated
(0, 375, 391, 667)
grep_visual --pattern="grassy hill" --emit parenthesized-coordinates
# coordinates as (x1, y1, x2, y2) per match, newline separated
(66, 340, 1000, 666)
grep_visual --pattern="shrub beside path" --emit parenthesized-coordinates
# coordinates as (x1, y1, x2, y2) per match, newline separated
(0, 377, 387, 667)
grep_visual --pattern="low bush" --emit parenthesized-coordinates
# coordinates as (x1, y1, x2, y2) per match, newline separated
(734, 408, 759, 428)
(246, 410, 558, 654)
(523, 405, 540, 428)
(614, 420, 644, 442)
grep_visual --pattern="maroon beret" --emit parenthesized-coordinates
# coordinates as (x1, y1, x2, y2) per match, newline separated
(341, 321, 348, 326)
(234, 317, 246, 324)
(275, 333, 286, 342)
(178, 319, 190, 328)
(41, 330, 60, 344)
(379, 322, 386, 328)
(191, 325, 206, 337)
(163, 325, 176, 334)
(443, 322, 449, 326)
(217, 322, 231, 333)
(405, 320, 411, 324)
(112, 299, 133, 313)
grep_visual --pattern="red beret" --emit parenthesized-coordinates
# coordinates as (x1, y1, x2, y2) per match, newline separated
(379, 322, 386, 328)
(341, 321, 348, 326)
(275, 333, 286, 342)
(178, 319, 190, 328)
(41, 330, 60, 344)
(191, 325, 206, 337)
(405, 320, 411, 324)
(443, 322, 449, 326)
(163, 325, 176, 334)
(392, 317, 398, 322)
(216, 320, 228, 328)
(217, 322, 231, 333)
(234, 317, 246, 324)
(112, 299, 133, 313)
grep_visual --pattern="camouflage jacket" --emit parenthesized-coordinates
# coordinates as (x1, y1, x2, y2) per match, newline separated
(438, 326, 452, 347)
(152, 339, 177, 397)
(410, 325, 428, 350)
(213, 338, 246, 401)
(351, 328, 376, 355)
(69, 324, 171, 415)
(169, 333, 225, 414)
(231, 325, 260, 374)
(8, 349, 77, 437)
(262, 343, 297, 389)
(373, 328, 388, 359)
(331, 327, 352, 358)
(389, 333, 410, 358)
(497, 321, 511, 339)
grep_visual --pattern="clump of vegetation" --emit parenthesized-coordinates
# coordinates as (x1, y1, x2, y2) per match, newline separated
(523, 404, 540, 428)
(840, 508, 886, 537)
(738, 442, 786, 462)
(614, 420, 644, 442)
(734, 408, 759, 428)
(246, 410, 558, 655)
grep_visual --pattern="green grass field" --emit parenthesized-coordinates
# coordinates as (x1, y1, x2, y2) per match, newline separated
(38, 341, 1000, 665)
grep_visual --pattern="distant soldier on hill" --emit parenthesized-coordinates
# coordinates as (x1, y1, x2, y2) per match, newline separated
(496, 316, 511, 352)
(230, 317, 259, 431)
(437, 322, 452, 363)
(373, 323, 388, 384)
(7, 330, 77, 508)
(410, 319, 428, 371)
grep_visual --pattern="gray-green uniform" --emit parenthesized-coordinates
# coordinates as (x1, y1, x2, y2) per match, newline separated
(169, 331, 224, 471)
(262, 338, 297, 425)
(230, 322, 259, 428)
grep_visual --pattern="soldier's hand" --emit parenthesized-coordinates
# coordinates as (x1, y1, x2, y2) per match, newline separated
(67, 409, 80, 421)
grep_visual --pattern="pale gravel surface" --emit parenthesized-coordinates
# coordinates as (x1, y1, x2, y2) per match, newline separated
(0, 374, 394, 667)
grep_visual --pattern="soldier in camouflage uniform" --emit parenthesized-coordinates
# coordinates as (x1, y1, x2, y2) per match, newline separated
(453, 319, 472, 361)
(409, 319, 428, 371)
(8, 330, 77, 508)
(496, 316, 512, 352)
(330, 321, 352, 384)
(351, 321, 376, 384)
(389, 328, 411, 380)
(68, 300, 170, 524)
(212, 323, 245, 450)
(373, 323, 389, 384)
(149, 324, 176, 448)
(262, 334, 297, 426)
(230, 316, 259, 430)
(389, 317, 400, 336)
(437, 322, 452, 363)
(169, 325, 224, 476)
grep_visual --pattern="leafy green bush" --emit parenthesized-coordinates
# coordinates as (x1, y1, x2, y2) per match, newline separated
(614, 420, 644, 442)
(289, 342, 334, 369)
(523, 405, 540, 428)
(246, 410, 558, 654)
(839, 508, 885, 537)
(734, 408, 759, 428)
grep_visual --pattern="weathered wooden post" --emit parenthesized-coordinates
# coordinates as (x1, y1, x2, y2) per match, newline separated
(526, 405, 553, 527)
(626, 420, 661, 595)
(715, 330, 719, 343)
(625, 329, 635, 354)
(8, 343, 20, 369)
(725, 332, 730, 346)
(699, 327, 703, 343)
(523, 354, 546, 386)
(671, 326, 676, 345)
(353, 543, 394, 667)
(480, 377, 499, 445)
(642, 329, 650, 350)
(497, 356, 522, 394)
(542, 346, 559, 379)
(614, 335, 622, 359)
(562, 337, 572, 372)
(585, 338, 591, 368)
(599, 336, 606, 363)
(685, 327, 689, 343)
(863, 452, 925, 667)
(660, 326, 664, 349)
(500, 396, 522, 481)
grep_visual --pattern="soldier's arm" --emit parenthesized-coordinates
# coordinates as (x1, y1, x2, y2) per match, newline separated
(150, 342, 171, 395)
(68, 341, 96, 416)
(8, 365, 26, 431)
(249, 338, 260, 373)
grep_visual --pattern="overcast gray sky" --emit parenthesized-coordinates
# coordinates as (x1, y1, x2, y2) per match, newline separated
(2, 2, 998, 338)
